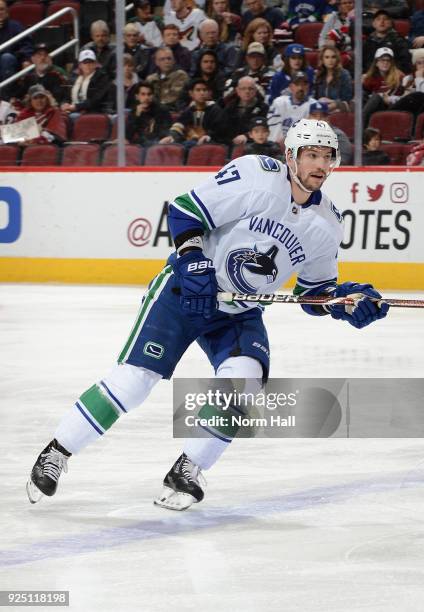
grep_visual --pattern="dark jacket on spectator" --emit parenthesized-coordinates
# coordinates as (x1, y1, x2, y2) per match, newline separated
(81, 42, 117, 78)
(169, 101, 226, 143)
(222, 95, 269, 142)
(167, 42, 192, 73)
(127, 102, 172, 145)
(14, 67, 69, 104)
(224, 65, 275, 100)
(245, 140, 282, 159)
(409, 10, 424, 45)
(190, 42, 238, 77)
(363, 30, 412, 74)
(314, 68, 353, 110)
(241, 7, 285, 30)
(362, 149, 390, 165)
(66, 68, 114, 113)
(0, 18, 33, 60)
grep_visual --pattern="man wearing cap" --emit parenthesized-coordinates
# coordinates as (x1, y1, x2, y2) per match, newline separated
(15, 84, 67, 145)
(245, 115, 282, 158)
(223, 42, 275, 100)
(190, 19, 238, 76)
(129, 0, 163, 48)
(363, 9, 411, 73)
(268, 44, 314, 104)
(242, 0, 286, 30)
(13, 44, 69, 105)
(81, 21, 116, 79)
(61, 49, 114, 115)
(308, 101, 352, 164)
(267, 70, 317, 142)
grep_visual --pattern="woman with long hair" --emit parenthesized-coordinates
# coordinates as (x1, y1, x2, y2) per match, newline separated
(180, 49, 226, 105)
(314, 45, 353, 112)
(206, 0, 241, 42)
(362, 47, 404, 125)
(239, 18, 282, 70)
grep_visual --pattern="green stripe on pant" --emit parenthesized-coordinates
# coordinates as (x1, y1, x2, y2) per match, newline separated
(79, 384, 120, 430)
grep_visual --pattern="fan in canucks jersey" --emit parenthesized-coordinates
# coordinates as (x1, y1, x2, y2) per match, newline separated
(26, 119, 389, 511)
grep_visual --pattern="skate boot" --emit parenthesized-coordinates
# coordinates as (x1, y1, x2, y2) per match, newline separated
(26, 439, 71, 504)
(154, 453, 206, 511)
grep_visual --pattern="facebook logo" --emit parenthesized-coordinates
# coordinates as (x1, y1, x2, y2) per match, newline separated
(0, 187, 21, 243)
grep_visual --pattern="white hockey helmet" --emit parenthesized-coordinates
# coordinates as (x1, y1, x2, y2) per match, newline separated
(285, 119, 340, 168)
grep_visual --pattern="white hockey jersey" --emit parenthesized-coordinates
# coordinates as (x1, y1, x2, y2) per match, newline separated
(164, 8, 206, 51)
(267, 95, 317, 142)
(170, 155, 344, 314)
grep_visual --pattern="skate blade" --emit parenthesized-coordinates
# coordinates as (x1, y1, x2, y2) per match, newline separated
(154, 486, 197, 511)
(26, 478, 43, 504)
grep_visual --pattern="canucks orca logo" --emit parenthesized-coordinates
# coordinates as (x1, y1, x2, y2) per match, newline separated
(226, 245, 279, 293)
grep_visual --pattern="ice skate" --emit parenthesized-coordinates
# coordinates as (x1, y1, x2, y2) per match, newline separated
(154, 453, 206, 511)
(26, 439, 71, 504)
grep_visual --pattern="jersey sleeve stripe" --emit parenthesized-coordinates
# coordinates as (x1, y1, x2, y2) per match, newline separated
(190, 189, 216, 230)
(173, 193, 210, 229)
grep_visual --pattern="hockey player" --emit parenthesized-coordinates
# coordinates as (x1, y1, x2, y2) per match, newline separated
(27, 119, 389, 511)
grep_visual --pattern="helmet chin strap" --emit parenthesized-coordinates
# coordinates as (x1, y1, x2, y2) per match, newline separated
(288, 158, 314, 194)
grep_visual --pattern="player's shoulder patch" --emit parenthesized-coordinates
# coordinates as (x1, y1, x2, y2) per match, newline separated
(256, 155, 281, 173)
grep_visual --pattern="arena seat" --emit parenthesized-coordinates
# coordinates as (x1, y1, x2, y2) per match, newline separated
(369, 111, 414, 142)
(101, 144, 143, 166)
(9, 2, 45, 27)
(71, 114, 111, 142)
(230, 144, 246, 160)
(0, 145, 20, 166)
(62, 144, 100, 166)
(186, 144, 227, 166)
(414, 113, 424, 140)
(21, 144, 60, 166)
(46, 1, 80, 25)
(305, 50, 318, 68)
(380, 143, 413, 165)
(393, 19, 410, 37)
(328, 112, 354, 140)
(144, 144, 185, 166)
(294, 23, 323, 48)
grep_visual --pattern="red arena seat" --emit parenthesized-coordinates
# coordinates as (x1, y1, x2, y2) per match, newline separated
(0, 145, 20, 166)
(71, 114, 110, 142)
(305, 50, 319, 68)
(294, 23, 323, 48)
(380, 143, 413, 165)
(369, 111, 414, 141)
(328, 112, 354, 140)
(21, 144, 60, 166)
(414, 113, 424, 140)
(186, 144, 227, 166)
(230, 144, 246, 160)
(9, 2, 45, 27)
(144, 144, 185, 166)
(46, 1, 80, 25)
(101, 144, 143, 166)
(393, 19, 410, 37)
(61, 144, 100, 166)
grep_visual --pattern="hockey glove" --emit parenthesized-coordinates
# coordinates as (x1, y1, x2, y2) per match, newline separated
(326, 282, 389, 329)
(172, 251, 218, 318)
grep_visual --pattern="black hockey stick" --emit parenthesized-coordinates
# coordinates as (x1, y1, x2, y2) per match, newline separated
(218, 292, 424, 309)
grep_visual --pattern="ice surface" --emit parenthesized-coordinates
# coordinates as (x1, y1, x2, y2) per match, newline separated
(1, 284, 424, 612)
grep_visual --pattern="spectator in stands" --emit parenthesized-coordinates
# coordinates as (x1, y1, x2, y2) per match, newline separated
(267, 71, 317, 142)
(362, 47, 405, 125)
(224, 42, 275, 100)
(190, 19, 238, 76)
(164, 0, 206, 51)
(409, 10, 424, 49)
(222, 75, 269, 144)
(362, 127, 390, 165)
(129, 0, 163, 48)
(0, 0, 33, 89)
(61, 50, 114, 115)
(121, 54, 140, 109)
(314, 45, 353, 112)
(81, 21, 116, 78)
(206, 0, 241, 43)
(188, 49, 226, 102)
(162, 24, 192, 73)
(147, 47, 189, 110)
(268, 44, 314, 103)
(123, 23, 154, 80)
(241, 0, 286, 31)
(127, 81, 172, 145)
(0, 96, 17, 130)
(308, 100, 353, 164)
(319, 0, 353, 52)
(390, 49, 424, 117)
(239, 18, 282, 70)
(286, 0, 331, 29)
(245, 116, 282, 158)
(363, 10, 412, 74)
(14, 44, 69, 105)
(16, 84, 67, 145)
(160, 78, 225, 145)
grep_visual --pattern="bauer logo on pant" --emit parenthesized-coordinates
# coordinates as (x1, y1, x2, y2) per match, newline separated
(143, 341, 164, 359)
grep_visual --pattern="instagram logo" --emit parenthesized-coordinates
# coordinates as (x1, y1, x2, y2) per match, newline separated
(390, 183, 409, 203)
